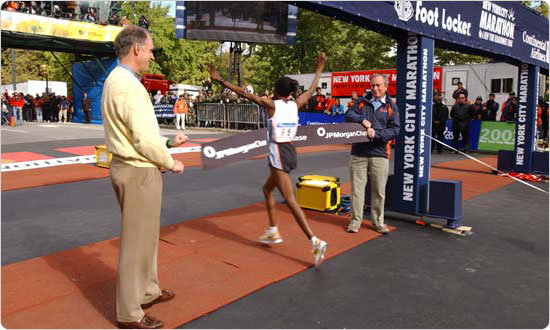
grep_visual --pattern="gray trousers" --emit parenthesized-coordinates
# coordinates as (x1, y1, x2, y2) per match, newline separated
(110, 160, 163, 322)
(349, 155, 389, 228)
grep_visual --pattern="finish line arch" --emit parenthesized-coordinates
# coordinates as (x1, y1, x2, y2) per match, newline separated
(289, 1, 549, 222)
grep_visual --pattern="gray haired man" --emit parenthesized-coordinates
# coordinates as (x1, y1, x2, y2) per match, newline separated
(102, 26, 187, 329)
(344, 74, 400, 234)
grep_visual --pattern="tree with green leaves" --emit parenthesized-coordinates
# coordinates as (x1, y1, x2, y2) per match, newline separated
(118, 2, 221, 85)
(244, 10, 397, 92)
(243, 9, 494, 92)
(1, 49, 75, 94)
(2, 2, 222, 93)
(523, 1, 549, 17)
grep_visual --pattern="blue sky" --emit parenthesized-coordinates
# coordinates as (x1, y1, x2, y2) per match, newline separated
(154, 1, 176, 17)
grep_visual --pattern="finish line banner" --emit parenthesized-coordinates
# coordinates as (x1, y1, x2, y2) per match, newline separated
(201, 123, 368, 170)
(298, 1, 549, 70)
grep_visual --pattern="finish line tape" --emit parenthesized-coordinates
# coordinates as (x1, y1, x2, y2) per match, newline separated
(1, 146, 201, 172)
(424, 132, 549, 194)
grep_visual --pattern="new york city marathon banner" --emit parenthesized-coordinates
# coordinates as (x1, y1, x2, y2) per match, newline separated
(201, 123, 368, 170)
(331, 67, 442, 97)
(300, 1, 548, 70)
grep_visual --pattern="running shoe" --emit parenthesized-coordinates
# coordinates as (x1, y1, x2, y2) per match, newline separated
(259, 228, 283, 244)
(374, 224, 390, 235)
(311, 237, 328, 266)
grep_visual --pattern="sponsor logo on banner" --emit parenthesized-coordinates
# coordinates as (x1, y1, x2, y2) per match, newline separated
(201, 123, 371, 170)
(317, 127, 326, 137)
(1, 11, 123, 42)
(478, 1, 516, 47)
(395, 0, 414, 22)
(395, 1, 473, 36)
(203, 140, 267, 159)
(318, 128, 368, 140)
(477, 121, 515, 152)
(522, 31, 549, 63)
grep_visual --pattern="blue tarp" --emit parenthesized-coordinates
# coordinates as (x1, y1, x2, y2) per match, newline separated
(71, 57, 118, 124)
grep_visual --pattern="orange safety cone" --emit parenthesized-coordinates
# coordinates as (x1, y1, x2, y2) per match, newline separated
(9, 115, 15, 126)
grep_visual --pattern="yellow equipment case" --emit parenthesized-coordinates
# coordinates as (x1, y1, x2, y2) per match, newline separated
(298, 174, 340, 184)
(296, 179, 341, 212)
(95, 145, 113, 168)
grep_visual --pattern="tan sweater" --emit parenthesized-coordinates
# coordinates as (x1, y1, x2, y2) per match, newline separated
(101, 66, 175, 169)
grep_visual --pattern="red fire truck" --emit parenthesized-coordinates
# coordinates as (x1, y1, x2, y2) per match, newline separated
(141, 74, 174, 124)
(140, 73, 172, 95)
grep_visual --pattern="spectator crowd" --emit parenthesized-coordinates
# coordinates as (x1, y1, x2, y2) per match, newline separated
(435, 81, 549, 153)
(2, 90, 74, 126)
(1, 1, 130, 27)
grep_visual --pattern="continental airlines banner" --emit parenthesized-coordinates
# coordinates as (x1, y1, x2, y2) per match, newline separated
(1, 11, 123, 42)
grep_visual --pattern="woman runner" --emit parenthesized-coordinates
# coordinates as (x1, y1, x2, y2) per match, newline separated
(207, 53, 328, 266)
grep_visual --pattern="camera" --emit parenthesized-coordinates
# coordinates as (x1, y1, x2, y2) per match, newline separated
(139, 15, 149, 29)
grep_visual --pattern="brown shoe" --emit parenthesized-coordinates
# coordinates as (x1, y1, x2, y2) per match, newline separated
(141, 290, 175, 309)
(117, 314, 163, 329)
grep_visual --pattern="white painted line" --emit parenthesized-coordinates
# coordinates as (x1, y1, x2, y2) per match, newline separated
(169, 146, 201, 154)
(1, 146, 201, 172)
(1, 155, 96, 172)
(1, 128, 27, 133)
(425, 132, 549, 194)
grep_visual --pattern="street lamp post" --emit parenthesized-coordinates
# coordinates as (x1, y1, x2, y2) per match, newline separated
(40, 64, 49, 95)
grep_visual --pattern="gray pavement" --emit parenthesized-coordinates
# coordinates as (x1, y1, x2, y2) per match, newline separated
(1, 122, 237, 146)
(1, 123, 548, 328)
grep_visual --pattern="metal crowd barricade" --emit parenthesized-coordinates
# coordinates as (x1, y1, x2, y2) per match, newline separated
(196, 103, 226, 128)
(225, 103, 260, 129)
(196, 103, 261, 129)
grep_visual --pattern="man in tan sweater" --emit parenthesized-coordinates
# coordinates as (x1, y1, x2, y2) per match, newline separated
(102, 26, 186, 329)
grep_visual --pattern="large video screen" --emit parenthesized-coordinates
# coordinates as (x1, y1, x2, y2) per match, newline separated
(184, 2, 295, 45)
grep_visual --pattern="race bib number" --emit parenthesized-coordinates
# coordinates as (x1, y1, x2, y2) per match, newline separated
(273, 122, 297, 143)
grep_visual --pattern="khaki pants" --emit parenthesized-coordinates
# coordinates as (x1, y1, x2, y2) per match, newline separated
(109, 160, 163, 322)
(349, 155, 389, 228)
(58, 109, 67, 123)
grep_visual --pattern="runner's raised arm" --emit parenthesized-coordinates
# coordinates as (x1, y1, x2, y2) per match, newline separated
(295, 52, 327, 109)
(207, 64, 274, 112)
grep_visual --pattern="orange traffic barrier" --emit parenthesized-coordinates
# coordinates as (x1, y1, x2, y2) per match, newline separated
(9, 115, 15, 126)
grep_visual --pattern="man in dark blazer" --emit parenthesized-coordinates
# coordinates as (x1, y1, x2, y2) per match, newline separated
(82, 92, 92, 123)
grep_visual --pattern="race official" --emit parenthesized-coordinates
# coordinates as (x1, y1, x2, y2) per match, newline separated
(101, 26, 187, 329)
(344, 74, 400, 234)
